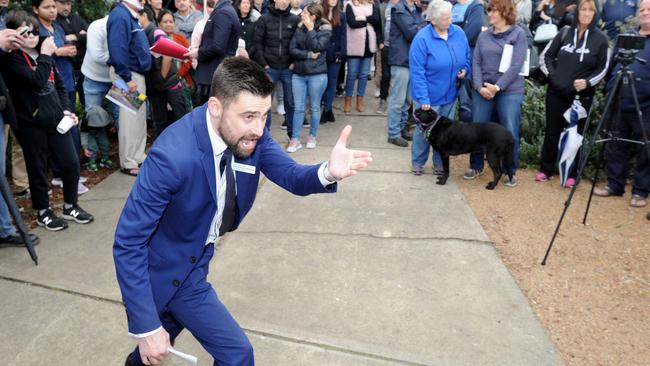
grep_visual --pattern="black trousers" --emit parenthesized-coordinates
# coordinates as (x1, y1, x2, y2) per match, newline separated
(604, 110, 650, 197)
(16, 124, 79, 210)
(539, 89, 593, 177)
(150, 87, 191, 139)
(379, 46, 390, 100)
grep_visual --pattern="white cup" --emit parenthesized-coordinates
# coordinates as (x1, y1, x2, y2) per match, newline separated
(57, 115, 74, 134)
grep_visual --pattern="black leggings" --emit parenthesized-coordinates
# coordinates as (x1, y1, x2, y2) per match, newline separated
(17, 124, 79, 210)
(539, 89, 593, 177)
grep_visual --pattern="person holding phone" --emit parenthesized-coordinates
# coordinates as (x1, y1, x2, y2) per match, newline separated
(1, 10, 93, 231)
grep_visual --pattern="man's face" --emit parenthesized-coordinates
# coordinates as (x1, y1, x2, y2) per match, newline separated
(640, 0, 650, 29)
(208, 92, 271, 159)
(175, 0, 190, 12)
(34, 0, 58, 22)
(55, 1, 72, 16)
(275, 0, 290, 11)
(0, 0, 10, 8)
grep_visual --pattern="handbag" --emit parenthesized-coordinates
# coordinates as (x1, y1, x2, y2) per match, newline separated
(534, 20, 558, 43)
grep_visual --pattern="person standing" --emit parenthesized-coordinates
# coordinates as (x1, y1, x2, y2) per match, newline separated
(116, 57, 372, 366)
(320, 0, 346, 123)
(252, 0, 299, 135)
(536, 0, 608, 186)
(287, 3, 332, 152)
(385, 0, 425, 147)
(593, 0, 650, 208)
(409, 0, 469, 175)
(173, 0, 203, 40)
(107, 0, 152, 176)
(55, 0, 87, 108)
(187, 0, 240, 105)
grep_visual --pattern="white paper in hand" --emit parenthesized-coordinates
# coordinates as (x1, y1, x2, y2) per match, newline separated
(168, 347, 198, 365)
(498, 44, 530, 77)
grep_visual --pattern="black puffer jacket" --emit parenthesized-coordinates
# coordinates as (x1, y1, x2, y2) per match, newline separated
(252, 6, 300, 69)
(290, 20, 332, 75)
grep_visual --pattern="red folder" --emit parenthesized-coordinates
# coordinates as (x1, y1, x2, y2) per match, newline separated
(149, 36, 190, 60)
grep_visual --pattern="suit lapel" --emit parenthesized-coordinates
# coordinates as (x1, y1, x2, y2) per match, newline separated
(193, 105, 218, 205)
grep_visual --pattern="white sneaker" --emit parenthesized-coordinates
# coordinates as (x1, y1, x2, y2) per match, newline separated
(77, 182, 89, 195)
(51, 177, 63, 187)
(79, 176, 88, 183)
(374, 88, 381, 98)
(286, 139, 302, 153)
(276, 104, 286, 115)
(306, 135, 317, 149)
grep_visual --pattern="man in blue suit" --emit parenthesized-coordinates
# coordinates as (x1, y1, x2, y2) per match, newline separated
(114, 57, 373, 366)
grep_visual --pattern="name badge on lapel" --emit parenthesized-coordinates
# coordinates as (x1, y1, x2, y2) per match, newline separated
(232, 162, 256, 174)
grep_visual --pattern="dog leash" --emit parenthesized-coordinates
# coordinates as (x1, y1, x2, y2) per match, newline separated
(412, 111, 441, 140)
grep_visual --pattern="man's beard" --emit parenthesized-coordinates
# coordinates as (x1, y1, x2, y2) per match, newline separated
(218, 123, 259, 159)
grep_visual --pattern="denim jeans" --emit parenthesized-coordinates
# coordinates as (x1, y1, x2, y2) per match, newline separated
(84, 77, 119, 130)
(345, 57, 372, 97)
(292, 73, 328, 140)
(322, 62, 342, 112)
(386, 66, 411, 138)
(266, 68, 294, 135)
(411, 101, 456, 169)
(469, 90, 524, 174)
(0, 113, 16, 237)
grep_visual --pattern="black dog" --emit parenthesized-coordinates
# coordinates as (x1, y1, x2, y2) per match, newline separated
(410, 108, 514, 190)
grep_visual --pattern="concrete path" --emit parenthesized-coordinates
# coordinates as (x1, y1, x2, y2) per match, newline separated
(0, 97, 564, 365)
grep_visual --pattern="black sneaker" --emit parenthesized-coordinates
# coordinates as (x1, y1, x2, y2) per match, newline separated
(387, 136, 409, 147)
(280, 121, 288, 130)
(37, 209, 68, 231)
(62, 204, 94, 224)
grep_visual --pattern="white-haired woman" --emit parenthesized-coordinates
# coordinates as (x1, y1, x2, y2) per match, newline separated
(409, 0, 470, 175)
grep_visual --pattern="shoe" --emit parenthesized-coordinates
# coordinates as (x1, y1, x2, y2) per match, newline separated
(376, 99, 386, 114)
(51, 177, 63, 187)
(356, 96, 365, 112)
(401, 127, 413, 142)
(564, 177, 576, 188)
(504, 175, 518, 187)
(0, 233, 40, 247)
(387, 136, 408, 147)
(411, 165, 423, 176)
(343, 96, 352, 113)
(62, 204, 94, 224)
(463, 169, 484, 180)
(303, 119, 310, 128)
(286, 139, 302, 153)
(280, 121, 288, 130)
(124, 353, 144, 366)
(630, 194, 647, 208)
(78, 182, 89, 195)
(320, 112, 328, 125)
(306, 135, 317, 149)
(433, 167, 444, 176)
(86, 160, 99, 172)
(374, 88, 381, 98)
(324, 109, 335, 122)
(593, 185, 622, 197)
(79, 176, 87, 183)
(37, 209, 68, 231)
(535, 171, 550, 182)
(276, 104, 286, 116)
(100, 157, 114, 169)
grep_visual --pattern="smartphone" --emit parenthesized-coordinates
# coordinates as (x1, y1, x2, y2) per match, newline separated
(18, 26, 30, 36)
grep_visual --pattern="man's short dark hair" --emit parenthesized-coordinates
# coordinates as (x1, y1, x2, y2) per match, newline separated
(210, 57, 274, 106)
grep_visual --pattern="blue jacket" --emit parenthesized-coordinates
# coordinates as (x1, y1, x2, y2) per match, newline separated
(107, 3, 151, 82)
(113, 104, 336, 334)
(40, 21, 75, 93)
(388, 0, 426, 67)
(409, 23, 471, 106)
(196, 0, 241, 86)
(452, 0, 484, 48)
(326, 13, 347, 64)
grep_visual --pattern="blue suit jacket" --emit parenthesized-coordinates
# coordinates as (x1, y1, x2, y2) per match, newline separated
(113, 104, 336, 334)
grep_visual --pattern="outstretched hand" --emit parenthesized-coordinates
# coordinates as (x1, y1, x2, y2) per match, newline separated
(327, 125, 373, 181)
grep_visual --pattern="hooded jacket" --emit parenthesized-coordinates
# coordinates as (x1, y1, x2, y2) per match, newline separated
(539, 6, 609, 98)
(252, 6, 300, 69)
(289, 20, 332, 75)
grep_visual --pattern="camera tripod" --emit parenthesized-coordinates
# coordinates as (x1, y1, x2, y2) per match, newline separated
(541, 54, 650, 265)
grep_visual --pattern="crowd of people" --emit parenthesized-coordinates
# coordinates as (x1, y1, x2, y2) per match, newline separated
(0, 0, 648, 245)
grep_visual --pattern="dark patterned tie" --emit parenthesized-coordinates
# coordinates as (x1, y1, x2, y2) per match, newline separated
(218, 149, 236, 235)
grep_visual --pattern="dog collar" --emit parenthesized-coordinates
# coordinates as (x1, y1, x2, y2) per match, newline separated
(412, 111, 441, 140)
